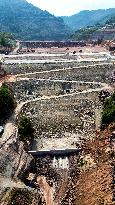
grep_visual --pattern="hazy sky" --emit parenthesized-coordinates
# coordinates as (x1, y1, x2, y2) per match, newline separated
(27, 0, 115, 16)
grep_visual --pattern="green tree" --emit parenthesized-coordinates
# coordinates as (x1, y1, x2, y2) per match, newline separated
(101, 92, 115, 129)
(71, 27, 98, 41)
(0, 32, 15, 48)
(0, 84, 16, 123)
(18, 115, 34, 142)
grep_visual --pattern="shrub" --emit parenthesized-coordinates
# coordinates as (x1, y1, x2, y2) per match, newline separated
(0, 32, 15, 48)
(0, 84, 16, 123)
(18, 115, 34, 142)
(101, 92, 115, 129)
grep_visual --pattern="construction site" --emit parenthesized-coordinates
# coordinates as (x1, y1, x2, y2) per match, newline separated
(0, 41, 115, 205)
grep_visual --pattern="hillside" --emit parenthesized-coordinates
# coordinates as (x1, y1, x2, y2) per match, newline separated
(71, 15, 115, 41)
(0, 0, 71, 40)
(71, 27, 98, 41)
(106, 15, 115, 24)
(62, 8, 115, 31)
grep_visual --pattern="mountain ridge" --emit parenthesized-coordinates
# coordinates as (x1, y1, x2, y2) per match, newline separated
(61, 8, 115, 31)
(0, 0, 115, 40)
(0, 0, 71, 40)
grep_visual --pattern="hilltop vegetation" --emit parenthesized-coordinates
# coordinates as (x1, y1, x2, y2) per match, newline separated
(0, 0, 70, 41)
(71, 14, 115, 41)
(0, 0, 114, 41)
(106, 15, 115, 24)
(62, 8, 115, 31)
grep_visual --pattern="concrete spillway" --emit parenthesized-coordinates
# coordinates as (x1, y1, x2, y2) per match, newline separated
(52, 156, 69, 169)
(28, 148, 81, 157)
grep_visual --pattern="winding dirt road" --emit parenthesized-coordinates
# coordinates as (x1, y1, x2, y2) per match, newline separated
(0, 63, 113, 149)
(0, 57, 114, 205)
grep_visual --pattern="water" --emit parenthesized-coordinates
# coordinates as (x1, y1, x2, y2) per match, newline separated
(52, 156, 69, 169)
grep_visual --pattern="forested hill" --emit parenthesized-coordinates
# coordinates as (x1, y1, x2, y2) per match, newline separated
(62, 8, 115, 31)
(0, 0, 71, 40)
(106, 15, 115, 24)
(70, 14, 115, 41)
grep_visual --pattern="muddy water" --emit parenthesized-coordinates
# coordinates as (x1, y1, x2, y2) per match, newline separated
(37, 176, 54, 205)
(35, 156, 70, 205)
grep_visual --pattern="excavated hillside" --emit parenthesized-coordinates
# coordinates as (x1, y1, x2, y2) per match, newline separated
(60, 123, 115, 205)
(0, 48, 115, 205)
(1, 124, 115, 205)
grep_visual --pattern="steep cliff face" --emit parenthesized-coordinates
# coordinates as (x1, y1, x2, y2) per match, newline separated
(0, 128, 33, 180)
(0, 126, 38, 204)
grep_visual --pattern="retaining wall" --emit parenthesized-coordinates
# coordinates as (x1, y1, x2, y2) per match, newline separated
(5, 63, 114, 83)
(20, 41, 86, 48)
(19, 63, 115, 83)
(20, 91, 101, 139)
(7, 79, 101, 102)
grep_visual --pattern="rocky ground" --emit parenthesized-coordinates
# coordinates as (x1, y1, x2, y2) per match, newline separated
(50, 123, 115, 205)
(1, 123, 114, 205)
(0, 45, 115, 205)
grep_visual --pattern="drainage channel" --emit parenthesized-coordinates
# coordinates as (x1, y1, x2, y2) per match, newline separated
(23, 152, 80, 205)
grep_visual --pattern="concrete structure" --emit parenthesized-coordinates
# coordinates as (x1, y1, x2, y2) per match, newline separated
(28, 148, 81, 157)
(20, 41, 86, 49)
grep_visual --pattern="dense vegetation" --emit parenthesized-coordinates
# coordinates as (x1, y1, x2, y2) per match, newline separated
(106, 15, 115, 24)
(0, 32, 15, 48)
(0, 32, 16, 53)
(0, 0, 70, 40)
(71, 27, 98, 41)
(62, 8, 115, 31)
(0, 0, 114, 41)
(101, 92, 115, 129)
(71, 13, 115, 41)
(18, 115, 34, 142)
(0, 84, 16, 123)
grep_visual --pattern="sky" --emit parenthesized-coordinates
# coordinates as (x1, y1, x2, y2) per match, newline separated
(27, 0, 115, 16)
